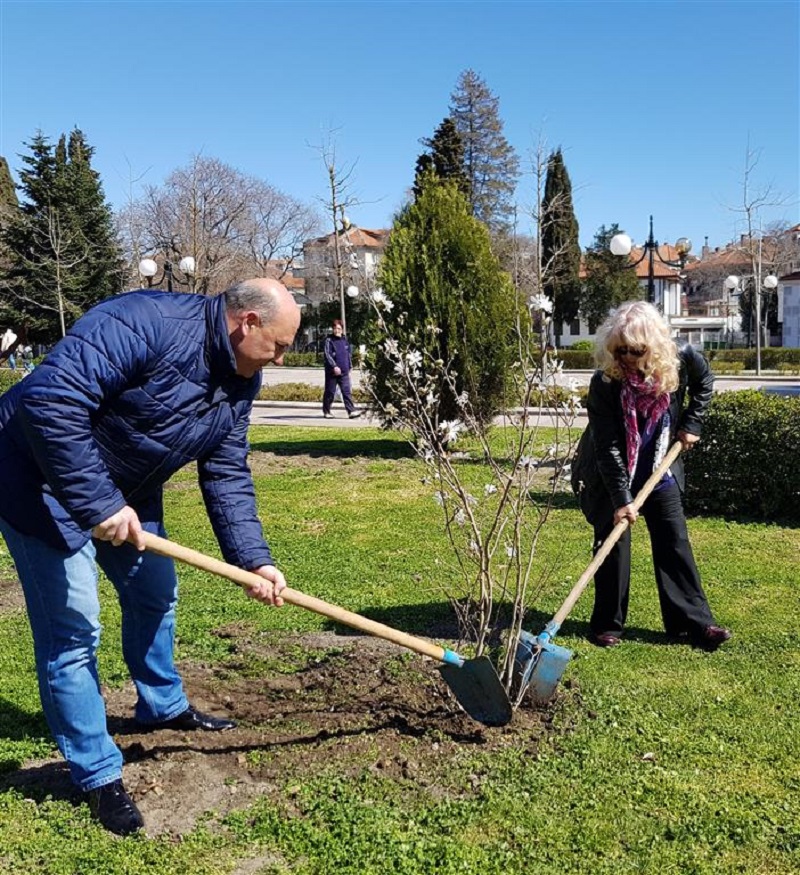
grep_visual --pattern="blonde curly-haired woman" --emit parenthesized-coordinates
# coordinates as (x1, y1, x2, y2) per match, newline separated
(572, 301, 731, 651)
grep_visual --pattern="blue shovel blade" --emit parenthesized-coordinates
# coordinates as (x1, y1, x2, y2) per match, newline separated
(514, 630, 573, 704)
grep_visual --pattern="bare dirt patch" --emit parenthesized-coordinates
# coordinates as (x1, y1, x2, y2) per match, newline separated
(0, 575, 25, 612)
(2, 629, 566, 838)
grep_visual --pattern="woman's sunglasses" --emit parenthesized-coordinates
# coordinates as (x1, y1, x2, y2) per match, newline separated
(616, 345, 647, 357)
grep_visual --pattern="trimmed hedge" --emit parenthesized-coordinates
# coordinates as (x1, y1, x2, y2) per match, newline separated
(556, 349, 595, 369)
(257, 381, 370, 404)
(685, 389, 800, 522)
(555, 347, 800, 372)
(283, 352, 324, 367)
(706, 347, 800, 369)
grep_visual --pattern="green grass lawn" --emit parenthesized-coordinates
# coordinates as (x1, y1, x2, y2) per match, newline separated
(0, 425, 798, 874)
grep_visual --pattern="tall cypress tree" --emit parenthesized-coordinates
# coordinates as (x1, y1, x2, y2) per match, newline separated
(1, 129, 121, 340)
(449, 69, 519, 233)
(541, 149, 582, 347)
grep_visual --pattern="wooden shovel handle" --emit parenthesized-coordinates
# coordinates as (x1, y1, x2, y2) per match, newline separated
(551, 440, 683, 629)
(139, 531, 452, 664)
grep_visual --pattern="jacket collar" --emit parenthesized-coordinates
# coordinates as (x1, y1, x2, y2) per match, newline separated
(206, 293, 237, 378)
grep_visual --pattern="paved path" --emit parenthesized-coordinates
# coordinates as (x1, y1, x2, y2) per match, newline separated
(249, 401, 586, 430)
(253, 367, 799, 429)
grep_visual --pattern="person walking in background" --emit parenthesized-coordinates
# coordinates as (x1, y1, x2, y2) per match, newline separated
(21, 345, 34, 373)
(571, 300, 731, 652)
(322, 318, 361, 419)
(0, 278, 299, 836)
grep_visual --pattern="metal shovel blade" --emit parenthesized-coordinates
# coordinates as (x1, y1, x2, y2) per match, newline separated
(514, 630, 573, 704)
(439, 656, 513, 727)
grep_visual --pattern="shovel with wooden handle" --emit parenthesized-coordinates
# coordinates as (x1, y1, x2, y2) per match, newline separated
(514, 440, 684, 704)
(139, 532, 513, 727)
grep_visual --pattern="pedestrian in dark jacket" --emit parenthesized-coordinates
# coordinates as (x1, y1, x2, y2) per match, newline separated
(571, 301, 731, 652)
(322, 318, 361, 418)
(0, 277, 300, 836)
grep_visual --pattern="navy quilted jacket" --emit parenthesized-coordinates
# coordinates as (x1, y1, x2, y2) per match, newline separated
(0, 290, 273, 569)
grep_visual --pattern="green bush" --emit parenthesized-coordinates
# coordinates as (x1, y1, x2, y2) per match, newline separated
(566, 339, 594, 351)
(710, 361, 745, 375)
(685, 389, 800, 522)
(257, 381, 370, 404)
(556, 349, 594, 369)
(706, 347, 800, 369)
(283, 352, 323, 367)
(364, 178, 524, 427)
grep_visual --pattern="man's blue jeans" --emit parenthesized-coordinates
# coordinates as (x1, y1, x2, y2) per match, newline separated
(0, 517, 189, 791)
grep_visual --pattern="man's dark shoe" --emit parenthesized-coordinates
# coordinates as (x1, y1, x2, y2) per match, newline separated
(141, 705, 237, 733)
(590, 633, 622, 648)
(694, 625, 732, 651)
(85, 779, 143, 836)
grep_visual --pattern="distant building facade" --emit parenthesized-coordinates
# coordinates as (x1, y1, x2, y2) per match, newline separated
(301, 226, 389, 307)
(778, 271, 800, 348)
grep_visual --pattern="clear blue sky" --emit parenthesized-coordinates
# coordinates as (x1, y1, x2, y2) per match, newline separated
(1, 0, 798, 252)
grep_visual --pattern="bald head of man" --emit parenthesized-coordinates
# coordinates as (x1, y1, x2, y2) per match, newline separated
(224, 278, 301, 377)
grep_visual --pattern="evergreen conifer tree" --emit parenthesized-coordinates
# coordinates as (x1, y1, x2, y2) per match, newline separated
(540, 148, 582, 347)
(413, 117, 469, 200)
(0, 156, 20, 332)
(581, 224, 642, 331)
(1, 129, 121, 341)
(364, 173, 522, 427)
(449, 69, 519, 232)
(0, 157, 18, 219)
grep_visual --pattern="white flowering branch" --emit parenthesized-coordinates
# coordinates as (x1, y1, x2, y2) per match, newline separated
(362, 288, 582, 704)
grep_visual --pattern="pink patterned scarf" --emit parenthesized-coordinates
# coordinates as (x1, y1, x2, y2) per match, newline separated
(620, 371, 670, 477)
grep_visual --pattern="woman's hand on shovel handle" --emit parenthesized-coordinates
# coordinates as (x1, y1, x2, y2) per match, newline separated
(613, 503, 638, 526)
(93, 506, 145, 549)
(678, 430, 700, 452)
(246, 565, 287, 606)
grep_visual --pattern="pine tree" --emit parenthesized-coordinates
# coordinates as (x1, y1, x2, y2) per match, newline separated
(364, 174, 523, 427)
(0, 129, 122, 341)
(449, 69, 519, 232)
(0, 157, 18, 219)
(540, 149, 582, 347)
(62, 129, 123, 307)
(413, 117, 469, 200)
(0, 157, 20, 332)
(581, 224, 642, 331)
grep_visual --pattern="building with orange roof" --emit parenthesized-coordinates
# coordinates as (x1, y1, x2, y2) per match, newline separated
(302, 225, 390, 307)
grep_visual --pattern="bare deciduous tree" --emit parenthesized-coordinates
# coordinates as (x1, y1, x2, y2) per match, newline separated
(119, 155, 320, 294)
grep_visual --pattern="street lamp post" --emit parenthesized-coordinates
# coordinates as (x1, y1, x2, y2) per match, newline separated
(609, 216, 692, 308)
(138, 256, 196, 292)
(723, 273, 778, 375)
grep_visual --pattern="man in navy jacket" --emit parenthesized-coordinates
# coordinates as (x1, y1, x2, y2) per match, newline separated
(322, 318, 361, 418)
(0, 277, 299, 835)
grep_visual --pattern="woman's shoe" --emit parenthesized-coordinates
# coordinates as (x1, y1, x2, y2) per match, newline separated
(591, 633, 622, 648)
(693, 625, 732, 651)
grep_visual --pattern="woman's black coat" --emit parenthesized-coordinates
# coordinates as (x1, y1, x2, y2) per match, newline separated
(571, 343, 713, 525)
